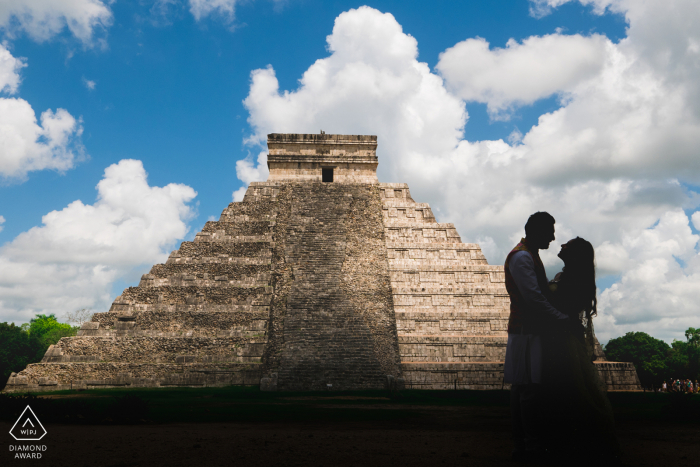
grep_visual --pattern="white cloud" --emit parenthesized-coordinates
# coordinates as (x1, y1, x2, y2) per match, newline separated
(0, 43, 25, 94)
(0, 159, 197, 324)
(596, 210, 700, 343)
(232, 150, 268, 201)
(0, 44, 85, 181)
(529, 0, 623, 18)
(243, 7, 466, 182)
(0, 99, 85, 180)
(437, 33, 608, 120)
(0, 215, 5, 233)
(0, 0, 113, 45)
(82, 77, 96, 90)
(188, 0, 238, 22)
(239, 3, 700, 342)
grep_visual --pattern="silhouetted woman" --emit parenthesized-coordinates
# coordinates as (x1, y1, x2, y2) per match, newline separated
(542, 237, 619, 462)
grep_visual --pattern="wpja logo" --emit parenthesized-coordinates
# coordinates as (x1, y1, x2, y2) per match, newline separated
(8, 406, 47, 459)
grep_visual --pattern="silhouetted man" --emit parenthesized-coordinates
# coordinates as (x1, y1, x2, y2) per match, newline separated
(503, 212, 570, 461)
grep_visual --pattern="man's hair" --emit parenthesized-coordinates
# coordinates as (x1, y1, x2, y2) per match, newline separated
(524, 211, 555, 237)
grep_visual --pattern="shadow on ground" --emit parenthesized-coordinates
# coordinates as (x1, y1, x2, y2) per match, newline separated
(1, 387, 698, 466)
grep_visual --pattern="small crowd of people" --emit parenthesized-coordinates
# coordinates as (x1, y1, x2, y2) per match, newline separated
(660, 379, 699, 393)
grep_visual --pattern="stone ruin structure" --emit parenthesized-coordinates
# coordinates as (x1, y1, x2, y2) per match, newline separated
(4, 134, 641, 393)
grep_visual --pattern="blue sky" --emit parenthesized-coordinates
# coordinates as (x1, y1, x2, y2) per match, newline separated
(0, 0, 627, 242)
(0, 0, 699, 344)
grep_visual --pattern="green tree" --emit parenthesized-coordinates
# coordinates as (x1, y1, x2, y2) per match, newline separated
(665, 341, 687, 378)
(0, 323, 45, 390)
(28, 313, 79, 348)
(605, 332, 671, 387)
(661, 329, 700, 382)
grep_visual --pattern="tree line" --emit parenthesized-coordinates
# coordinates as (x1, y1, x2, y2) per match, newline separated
(0, 310, 91, 390)
(604, 328, 700, 389)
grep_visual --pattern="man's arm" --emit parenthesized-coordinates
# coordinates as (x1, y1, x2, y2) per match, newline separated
(509, 251, 569, 321)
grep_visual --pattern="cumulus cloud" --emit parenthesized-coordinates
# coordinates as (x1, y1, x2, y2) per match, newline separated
(0, 43, 25, 94)
(0, 99, 85, 181)
(0, 215, 5, 233)
(232, 151, 268, 201)
(243, 7, 466, 182)
(238, 3, 700, 342)
(0, 44, 85, 181)
(0, 0, 113, 45)
(595, 210, 700, 343)
(437, 33, 608, 120)
(0, 159, 197, 324)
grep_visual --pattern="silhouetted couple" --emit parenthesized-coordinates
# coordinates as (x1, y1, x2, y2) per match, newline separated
(504, 212, 618, 464)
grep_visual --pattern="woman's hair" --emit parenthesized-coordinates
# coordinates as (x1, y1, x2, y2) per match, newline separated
(561, 237, 597, 317)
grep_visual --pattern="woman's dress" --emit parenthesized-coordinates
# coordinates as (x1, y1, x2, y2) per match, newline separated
(540, 276, 619, 459)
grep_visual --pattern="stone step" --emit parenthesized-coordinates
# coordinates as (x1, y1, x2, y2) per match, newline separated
(138, 273, 270, 288)
(399, 341, 506, 363)
(148, 263, 270, 280)
(399, 335, 507, 343)
(389, 263, 502, 272)
(382, 205, 436, 224)
(166, 256, 272, 266)
(3, 362, 262, 393)
(387, 237, 462, 244)
(393, 296, 507, 308)
(88, 311, 269, 333)
(595, 362, 644, 390)
(388, 249, 481, 261)
(79, 318, 267, 338)
(109, 286, 272, 312)
(396, 310, 509, 319)
(387, 241, 482, 249)
(201, 220, 273, 236)
(384, 224, 461, 239)
(381, 200, 431, 209)
(218, 199, 277, 222)
(173, 241, 272, 259)
(389, 270, 504, 284)
(378, 183, 412, 201)
(392, 287, 507, 303)
(396, 310, 508, 334)
(218, 214, 276, 223)
(107, 303, 270, 313)
(399, 362, 506, 390)
(41, 336, 267, 364)
(116, 285, 272, 302)
(394, 305, 509, 313)
(194, 233, 272, 243)
(244, 182, 281, 202)
(389, 259, 489, 268)
(392, 285, 506, 293)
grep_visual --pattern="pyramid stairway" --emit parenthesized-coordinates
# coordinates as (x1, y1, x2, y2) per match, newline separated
(4, 197, 277, 391)
(4, 133, 640, 392)
(379, 183, 510, 389)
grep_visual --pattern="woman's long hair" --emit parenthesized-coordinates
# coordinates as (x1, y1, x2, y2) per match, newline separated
(560, 237, 597, 318)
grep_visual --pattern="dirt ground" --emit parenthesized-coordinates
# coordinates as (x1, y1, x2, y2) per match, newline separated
(2, 404, 699, 467)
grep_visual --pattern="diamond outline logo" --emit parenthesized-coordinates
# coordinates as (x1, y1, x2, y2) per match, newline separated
(9, 406, 47, 441)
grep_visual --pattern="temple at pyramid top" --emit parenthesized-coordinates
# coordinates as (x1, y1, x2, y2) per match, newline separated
(267, 133, 378, 183)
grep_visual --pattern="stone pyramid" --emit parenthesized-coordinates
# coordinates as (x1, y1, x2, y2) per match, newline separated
(4, 134, 640, 392)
